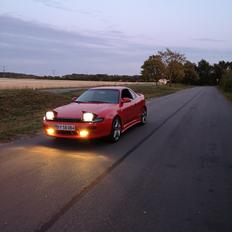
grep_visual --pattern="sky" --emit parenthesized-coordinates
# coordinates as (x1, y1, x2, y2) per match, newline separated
(0, 0, 232, 75)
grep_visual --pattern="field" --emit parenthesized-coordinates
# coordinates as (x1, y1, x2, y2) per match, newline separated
(0, 81, 189, 142)
(0, 78, 146, 89)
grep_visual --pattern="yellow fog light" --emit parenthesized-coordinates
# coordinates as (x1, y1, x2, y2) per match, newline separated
(46, 127, 55, 136)
(79, 129, 89, 137)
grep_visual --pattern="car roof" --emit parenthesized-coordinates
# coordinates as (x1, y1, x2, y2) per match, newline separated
(90, 86, 128, 90)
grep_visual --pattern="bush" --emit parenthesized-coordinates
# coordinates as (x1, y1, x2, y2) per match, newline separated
(221, 71, 232, 92)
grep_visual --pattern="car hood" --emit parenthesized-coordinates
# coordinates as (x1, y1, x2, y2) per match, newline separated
(54, 102, 116, 118)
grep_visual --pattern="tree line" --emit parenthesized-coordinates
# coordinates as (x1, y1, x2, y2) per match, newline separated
(0, 72, 140, 82)
(141, 48, 232, 89)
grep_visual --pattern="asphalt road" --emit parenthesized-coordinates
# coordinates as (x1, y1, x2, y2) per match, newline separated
(0, 87, 232, 232)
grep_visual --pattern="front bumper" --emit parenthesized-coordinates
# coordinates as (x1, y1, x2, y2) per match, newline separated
(43, 119, 112, 139)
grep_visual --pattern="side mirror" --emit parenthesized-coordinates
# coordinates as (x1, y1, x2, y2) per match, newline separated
(72, 97, 77, 102)
(121, 97, 132, 103)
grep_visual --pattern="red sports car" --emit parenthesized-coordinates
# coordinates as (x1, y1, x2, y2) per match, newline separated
(43, 86, 147, 142)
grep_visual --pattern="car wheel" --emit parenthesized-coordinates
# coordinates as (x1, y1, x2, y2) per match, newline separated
(109, 117, 121, 143)
(140, 107, 147, 125)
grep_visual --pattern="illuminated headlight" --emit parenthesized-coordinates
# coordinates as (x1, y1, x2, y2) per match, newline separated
(46, 111, 55, 120)
(82, 112, 94, 122)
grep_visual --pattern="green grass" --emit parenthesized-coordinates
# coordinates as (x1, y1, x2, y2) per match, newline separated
(0, 89, 69, 142)
(59, 89, 86, 98)
(0, 84, 189, 142)
(226, 92, 232, 102)
(218, 86, 232, 103)
(220, 90, 232, 103)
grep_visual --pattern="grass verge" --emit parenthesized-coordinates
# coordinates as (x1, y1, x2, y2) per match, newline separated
(220, 89, 232, 103)
(0, 89, 69, 142)
(126, 83, 190, 99)
(0, 84, 189, 142)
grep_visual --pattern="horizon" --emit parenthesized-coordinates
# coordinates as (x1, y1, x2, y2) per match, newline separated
(1, 0, 232, 76)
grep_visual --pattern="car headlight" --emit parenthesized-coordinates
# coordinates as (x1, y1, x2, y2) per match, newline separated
(82, 112, 95, 122)
(46, 111, 55, 120)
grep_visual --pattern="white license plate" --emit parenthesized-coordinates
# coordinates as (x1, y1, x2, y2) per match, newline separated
(55, 124, 75, 131)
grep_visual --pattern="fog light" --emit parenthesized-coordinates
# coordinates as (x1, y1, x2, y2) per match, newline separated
(79, 130, 89, 137)
(46, 127, 55, 136)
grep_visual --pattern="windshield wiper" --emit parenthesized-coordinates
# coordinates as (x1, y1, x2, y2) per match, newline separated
(75, 101, 85, 103)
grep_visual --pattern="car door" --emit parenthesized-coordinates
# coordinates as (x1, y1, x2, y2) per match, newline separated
(128, 88, 142, 121)
(120, 88, 135, 125)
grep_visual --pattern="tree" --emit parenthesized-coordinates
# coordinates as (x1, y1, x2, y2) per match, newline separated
(183, 61, 199, 84)
(141, 48, 232, 86)
(213, 61, 230, 85)
(158, 48, 186, 83)
(197, 59, 213, 85)
(141, 55, 166, 83)
(158, 48, 186, 66)
(229, 62, 232, 71)
(166, 61, 185, 83)
(221, 71, 232, 92)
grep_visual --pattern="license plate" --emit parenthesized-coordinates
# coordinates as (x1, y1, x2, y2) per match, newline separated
(55, 124, 75, 131)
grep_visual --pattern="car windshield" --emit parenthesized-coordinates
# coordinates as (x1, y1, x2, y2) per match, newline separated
(76, 89, 119, 104)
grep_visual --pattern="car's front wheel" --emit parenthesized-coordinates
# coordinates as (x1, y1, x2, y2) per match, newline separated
(109, 117, 121, 143)
(140, 107, 147, 125)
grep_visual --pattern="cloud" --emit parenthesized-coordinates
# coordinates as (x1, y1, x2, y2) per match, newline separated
(0, 15, 231, 75)
(194, 38, 225, 43)
(0, 15, 151, 75)
(34, 0, 71, 11)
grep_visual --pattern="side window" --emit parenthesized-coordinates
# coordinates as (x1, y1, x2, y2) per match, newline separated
(121, 89, 133, 99)
(129, 89, 137, 99)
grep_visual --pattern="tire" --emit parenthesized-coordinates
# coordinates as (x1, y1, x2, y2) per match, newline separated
(140, 107, 147, 125)
(109, 117, 121, 143)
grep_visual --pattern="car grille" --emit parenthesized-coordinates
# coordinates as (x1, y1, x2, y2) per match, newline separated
(54, 118, 82, 123)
